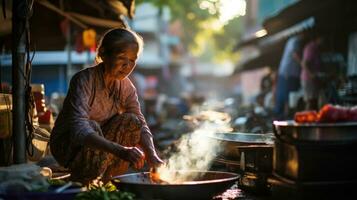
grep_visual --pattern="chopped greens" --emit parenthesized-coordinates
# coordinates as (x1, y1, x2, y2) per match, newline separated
(75, 181, 135, 200)
(47, 179, 67, 186)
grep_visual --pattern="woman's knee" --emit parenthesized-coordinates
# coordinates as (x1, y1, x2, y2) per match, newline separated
(102, 114, 141, 130)
(119, 113, 142, 144)
(121, 113, 142, 132)
(101, 114, 142, 144)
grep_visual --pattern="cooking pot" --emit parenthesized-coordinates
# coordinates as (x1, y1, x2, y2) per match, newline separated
(207, 132, 274, 159)
(273, 120, 357, 182)
(112, 171, 239, 200)
(273, 120, 357, 142)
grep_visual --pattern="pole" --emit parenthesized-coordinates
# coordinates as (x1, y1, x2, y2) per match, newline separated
(66, 23, 72, 85)
(12, 0, 28, 163)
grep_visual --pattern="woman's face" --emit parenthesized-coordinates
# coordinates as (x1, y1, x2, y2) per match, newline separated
(104, 43, 138, 80)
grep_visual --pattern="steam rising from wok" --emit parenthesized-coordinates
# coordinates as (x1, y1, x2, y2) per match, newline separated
(157, 110, 232, 183)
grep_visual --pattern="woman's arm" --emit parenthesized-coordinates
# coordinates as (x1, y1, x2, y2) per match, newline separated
(124, 80, 164, 167)
(66, 72, 98, 144)
(83, 133, 145, 169)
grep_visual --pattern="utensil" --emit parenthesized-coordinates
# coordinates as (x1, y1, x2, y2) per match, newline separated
(55, 181, 73, 193)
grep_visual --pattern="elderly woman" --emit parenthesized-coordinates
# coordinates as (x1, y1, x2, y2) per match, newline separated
(50, 28, 163, 184)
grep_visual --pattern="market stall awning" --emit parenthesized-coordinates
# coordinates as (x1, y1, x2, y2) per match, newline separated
(263, 0, 339, 35)
(233, 40, 285, 74)
(233, 0, 348, 52)
(232, 0, 357, 74)
(0, 0, 135, 50)
(232, 15, 314, 73)
(233, 17, 314, 52)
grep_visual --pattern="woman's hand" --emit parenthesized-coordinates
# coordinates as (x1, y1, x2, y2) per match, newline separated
(83, 134, 146, 169)
(139, 132, 164, 168)
(114, 145, 145, 169)
(145, 153, 164, 168)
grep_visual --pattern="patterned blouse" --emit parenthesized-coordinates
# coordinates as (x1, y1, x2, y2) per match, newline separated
(51, 63, 151, 147)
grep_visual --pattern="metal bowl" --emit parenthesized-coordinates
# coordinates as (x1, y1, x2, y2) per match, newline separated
(207, 132, 274, 159)
(112, 171, 239, 200)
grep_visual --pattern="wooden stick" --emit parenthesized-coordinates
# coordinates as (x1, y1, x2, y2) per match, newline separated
(35, 0, 88, 29)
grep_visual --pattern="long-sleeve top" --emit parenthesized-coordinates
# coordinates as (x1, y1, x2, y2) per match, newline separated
(51, 63, 151, 147)
(301, 40, 321, 81)
(278, 36, 303, 78)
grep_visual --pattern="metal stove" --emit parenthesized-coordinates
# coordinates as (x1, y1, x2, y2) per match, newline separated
(212, 144, 274, 195)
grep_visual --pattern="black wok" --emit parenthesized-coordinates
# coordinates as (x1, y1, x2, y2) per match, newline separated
(112, 171, 239, 200)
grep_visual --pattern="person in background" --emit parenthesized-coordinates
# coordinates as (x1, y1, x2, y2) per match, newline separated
(274, 34, 304, 120)
(162, 62, 193, 117)
(50, 28, 163, 184)
(163, 62, 193, 99)
(300, 34, 324, 111)
(260, 70, 273, 96)
(261, 70, 276, 111)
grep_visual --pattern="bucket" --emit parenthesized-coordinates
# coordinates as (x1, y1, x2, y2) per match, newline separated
(28, 126, 50, 162)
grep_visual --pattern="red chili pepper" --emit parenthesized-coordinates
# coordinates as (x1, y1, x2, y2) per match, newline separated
(295, 105, 357, 123)
(294, 111, 318, 123)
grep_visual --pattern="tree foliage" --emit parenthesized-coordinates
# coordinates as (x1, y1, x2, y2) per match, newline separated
(135, 0, 242, 61)
(212, 17, 242, 60)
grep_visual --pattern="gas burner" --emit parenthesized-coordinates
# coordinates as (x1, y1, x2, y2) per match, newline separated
(238, 172, 271, 194)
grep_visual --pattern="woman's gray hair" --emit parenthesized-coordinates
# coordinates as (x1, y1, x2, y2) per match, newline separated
(95, 27, 144, 63)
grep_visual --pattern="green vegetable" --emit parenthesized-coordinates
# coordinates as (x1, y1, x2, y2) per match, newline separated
(47, 179, 67, 186)
(74, 181, 135, 200)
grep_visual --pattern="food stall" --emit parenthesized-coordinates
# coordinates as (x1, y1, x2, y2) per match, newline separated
(2, 0, 357, 199)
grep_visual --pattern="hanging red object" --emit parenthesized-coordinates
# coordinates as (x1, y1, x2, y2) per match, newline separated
(83, 29, 96, 49)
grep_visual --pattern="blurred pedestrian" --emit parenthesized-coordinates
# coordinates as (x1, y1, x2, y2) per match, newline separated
(300, 34, 324, 111)
(274, 34, 304, 119)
